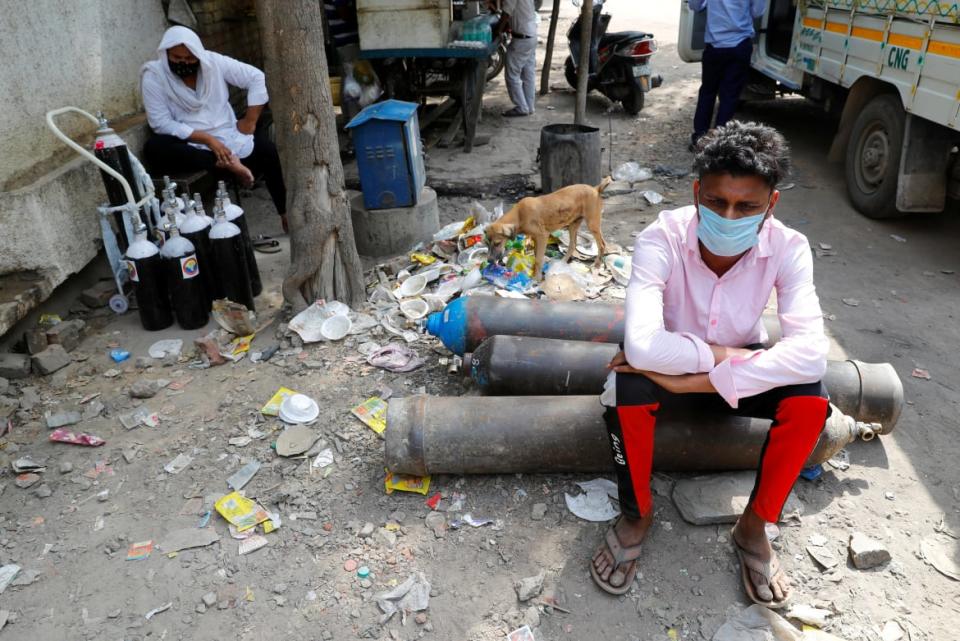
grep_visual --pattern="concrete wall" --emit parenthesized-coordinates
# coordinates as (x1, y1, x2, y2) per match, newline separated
(0, 0, 265, 337)
(0, 0, 167, 191)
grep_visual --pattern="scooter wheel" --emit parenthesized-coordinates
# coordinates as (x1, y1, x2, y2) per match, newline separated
(622, 85, 645, 115)
(109, 294, 129, 315)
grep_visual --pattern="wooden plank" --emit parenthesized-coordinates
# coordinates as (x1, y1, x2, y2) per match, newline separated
(419, 98, 458, 131)
(437, 107, 464, 148)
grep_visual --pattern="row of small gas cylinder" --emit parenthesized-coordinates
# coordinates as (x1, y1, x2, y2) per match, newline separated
(125, 181, 260, 331)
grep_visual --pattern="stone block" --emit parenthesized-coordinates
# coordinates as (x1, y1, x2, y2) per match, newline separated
(849, 531, 890, 569)
(45, 319, 85, 352)
(0, 353, 31, 379)
(80, 280, 117, 308)
(673, 472, 804, 525)
(32, 344, 71, 376)
(24, 328, 48, 355)
(350, 187, 439, 258)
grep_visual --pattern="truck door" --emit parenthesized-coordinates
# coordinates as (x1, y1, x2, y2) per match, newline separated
(678, 0, 707, 63)
(753, 0, 804, 90)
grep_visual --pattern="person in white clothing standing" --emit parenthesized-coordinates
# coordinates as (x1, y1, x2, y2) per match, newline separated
(495, 0, 539, 117)
(141, 26, 287, 230)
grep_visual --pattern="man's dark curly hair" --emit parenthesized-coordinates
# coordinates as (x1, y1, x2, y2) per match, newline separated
(692, 121, 790, 188)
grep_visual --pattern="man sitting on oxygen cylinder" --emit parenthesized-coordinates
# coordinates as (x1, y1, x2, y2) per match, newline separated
(591, 121, 829, 610)
(140, 26, 287, 232)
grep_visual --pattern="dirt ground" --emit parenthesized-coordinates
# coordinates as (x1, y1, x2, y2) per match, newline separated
(1, 2, 959, 640)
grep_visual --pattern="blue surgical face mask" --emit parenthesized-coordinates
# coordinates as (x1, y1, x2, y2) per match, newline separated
(696, 202, 767, 257)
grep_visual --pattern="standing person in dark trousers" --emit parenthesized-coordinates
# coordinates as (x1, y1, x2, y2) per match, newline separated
(688, 0, 766, 151)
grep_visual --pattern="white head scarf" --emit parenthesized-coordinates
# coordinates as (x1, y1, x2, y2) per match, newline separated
(141, 26, 224, 113)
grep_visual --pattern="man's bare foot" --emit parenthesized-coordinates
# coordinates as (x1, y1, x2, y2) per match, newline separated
(221, 154, 254, 188)
(592, 511, 654, 590)
(732, 508, 790, 604)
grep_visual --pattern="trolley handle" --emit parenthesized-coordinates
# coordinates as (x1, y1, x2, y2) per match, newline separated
(45, 106, 151, 212)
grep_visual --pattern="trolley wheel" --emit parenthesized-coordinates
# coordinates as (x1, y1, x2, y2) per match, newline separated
(109, 294, 129, 315)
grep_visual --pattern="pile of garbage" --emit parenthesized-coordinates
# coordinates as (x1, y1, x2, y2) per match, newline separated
(364, 201, 633, 315)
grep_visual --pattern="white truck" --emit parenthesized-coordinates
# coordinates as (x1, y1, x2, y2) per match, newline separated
(678, 0, 960, 219)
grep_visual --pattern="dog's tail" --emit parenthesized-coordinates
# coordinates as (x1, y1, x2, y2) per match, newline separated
(596, 176, 613, 193)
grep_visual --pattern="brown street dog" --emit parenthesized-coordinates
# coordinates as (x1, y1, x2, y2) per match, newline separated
(485, 177, 612, 280)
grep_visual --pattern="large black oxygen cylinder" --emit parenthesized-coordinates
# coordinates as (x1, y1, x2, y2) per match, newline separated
(93, 113, 142, 252)
(123, 225, 173, 331)
(159, 227, 209, 329)
(179, 202, 221, 304)
(209, 201, 255, 311)
(219, 182, 262, 297)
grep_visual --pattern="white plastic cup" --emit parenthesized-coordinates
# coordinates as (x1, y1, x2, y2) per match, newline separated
(320, 314, 352, 341)
(400, 298, 430, 320)
(398, 273, 428, 298)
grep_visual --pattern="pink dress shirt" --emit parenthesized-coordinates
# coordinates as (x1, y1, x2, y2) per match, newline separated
(624, 206, 829, 408)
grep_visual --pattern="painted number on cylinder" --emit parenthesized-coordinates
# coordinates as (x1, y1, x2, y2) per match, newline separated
(887, 46, 910, 70)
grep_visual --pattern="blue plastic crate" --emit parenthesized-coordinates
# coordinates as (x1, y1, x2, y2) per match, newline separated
(346, 100, 426, 210)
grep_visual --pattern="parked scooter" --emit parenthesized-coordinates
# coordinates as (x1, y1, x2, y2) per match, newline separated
(564, 0, 663, 115)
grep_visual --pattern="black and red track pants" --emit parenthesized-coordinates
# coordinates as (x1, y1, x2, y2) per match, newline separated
(601, 371, 830, 523)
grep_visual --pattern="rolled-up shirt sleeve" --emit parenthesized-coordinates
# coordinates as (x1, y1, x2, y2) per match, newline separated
(624, 226, 715, 375)
(688, 0, 707, 12)
(141, 71, 193, 140)
(708, 238, 829, 407)
(214, 52, 269, 106)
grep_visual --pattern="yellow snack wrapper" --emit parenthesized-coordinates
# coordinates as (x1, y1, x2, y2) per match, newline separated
(261, 387, 299, 416)
(215, 492, 270, 532)
(351, 397, 388, 434)
(384, 470, 431, 495)
(410, 252, 437, 266)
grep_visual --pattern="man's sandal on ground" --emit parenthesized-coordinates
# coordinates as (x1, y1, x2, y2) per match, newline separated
(590, 524, 643, 595)
(253, 235, 281, 253)
(732, 536, 790, 609)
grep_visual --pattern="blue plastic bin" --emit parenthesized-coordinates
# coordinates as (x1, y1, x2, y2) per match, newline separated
(346, 100, 427, 210)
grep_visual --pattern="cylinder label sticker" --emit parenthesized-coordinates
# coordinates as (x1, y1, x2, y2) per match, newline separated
(180, 255, 200, 279)
(125, 260, 139, 282)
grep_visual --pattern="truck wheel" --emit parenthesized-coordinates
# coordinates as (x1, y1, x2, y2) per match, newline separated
(844, 94, 906, 218)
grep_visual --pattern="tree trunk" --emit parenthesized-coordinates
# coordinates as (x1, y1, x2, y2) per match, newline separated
(575, 0, 593, 125)
(539, 0, 561, 96)
(256, 0, 365, 311)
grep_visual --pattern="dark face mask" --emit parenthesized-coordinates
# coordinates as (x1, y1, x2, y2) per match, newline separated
(169, 60, 200, 78)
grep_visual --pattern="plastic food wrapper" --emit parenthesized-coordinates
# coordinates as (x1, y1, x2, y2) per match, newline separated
(215, 491, 270, 532)
(384, 470, 431, 495)
(410, 252, 437, 266)
(163, 453, 192, 474)
(432, 220, 469, 242)
(612, 161, 653, 183)
(49, 428, 105, 447)
(507, 625, 537, 641)
(261, 387, 299, 416)
(211, 299, 257, 336)
(367, 343, 425, 373)
(505, 249, 535, 277)
(289, 300, 353, 343)
(709, 604, 852, 641)
(450, 513, 501, 529)
(375, 572, 431, 622)
(220, 334, 254, 362)
(238, 534, 269, 555)
(352, 397, 388, 434)
(481, 263, 534, 293)
(148, 338, 183, 359)
(565, 478, 621, 522)
(126, 540, 153, 561)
